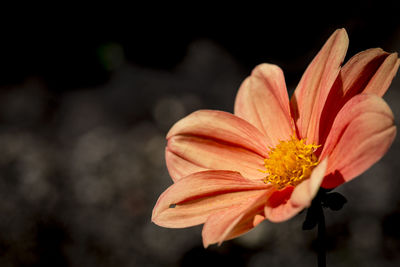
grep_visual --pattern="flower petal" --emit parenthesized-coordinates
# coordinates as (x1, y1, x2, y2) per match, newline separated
(167, 135, 266, 181)
(152, 170, 271, 228)
(363, 53, 400, 96)
(264, 158, 327, 222)
(291, 29, 349, 144)
(202, 190, 269, 248)
(234, 63, 293, 145)
(165, 148, 208, 182)
(340, 48, 393, 97)
(166, 110, 270, 181)
(320, 94, 396, 188)
(263, 186, 297, 223)
(291, 158, 328, 207)
(318, 48, 392, 146)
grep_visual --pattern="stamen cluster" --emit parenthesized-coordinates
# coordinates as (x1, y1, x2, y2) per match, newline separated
(263, 135, 320, 189)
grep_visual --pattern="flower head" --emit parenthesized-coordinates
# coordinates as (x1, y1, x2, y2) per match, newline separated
(152, 29, 399, 247)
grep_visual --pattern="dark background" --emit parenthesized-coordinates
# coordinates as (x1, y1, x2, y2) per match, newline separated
(1, 2, 400, 266)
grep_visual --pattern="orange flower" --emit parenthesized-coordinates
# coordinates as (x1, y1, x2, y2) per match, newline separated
(152, 29, 399, 247)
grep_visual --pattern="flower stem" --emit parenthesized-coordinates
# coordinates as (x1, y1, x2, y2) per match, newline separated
(317, 201, 326, 267)
(304, 189, 347, 266)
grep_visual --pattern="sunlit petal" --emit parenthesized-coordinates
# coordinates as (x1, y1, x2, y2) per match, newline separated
(152, 170, 271, 228)
(291, 29, 348, 144)
(321, 94, 396, 188)
(234, 63, 293, 145)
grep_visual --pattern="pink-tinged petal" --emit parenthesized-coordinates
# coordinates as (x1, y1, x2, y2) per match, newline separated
(320, 94, 396, 188)
(253, 214, 265, 226)
(264, 186, 298, 223)
(291, 158, 328, 207)
(363, 53, 400, 96)
(167, 135, 266, 181)
(341, 48, 391, 97)
(167, 110, 270, 154)
(202, 190, 269, 248)
(165, 148, 207, 182)
(166, 110, 270, 181)
(318, 48, 391, 146)
(152, 170, 271, 228)
(263, 159, 327, 222)
(291, 29, 349, 144)
(234, 63, 293, 145)
(264, 186, 303, 222)
(320, 93, 394, 160)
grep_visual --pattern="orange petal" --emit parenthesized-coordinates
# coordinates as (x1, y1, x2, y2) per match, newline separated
(253, 214, 265, 226)
(234, 63, 293, 145)
(152, 170, 271, 228)
(263, 187, 296, 223)
(202, 190, 269, 248)
(166, 110, 270, 181)
(318, 48, 391, 146)
(320, 94, 396, 188)
(167, 135, 266, 181)
(291, 29, 349, 144)
(165, 148, 207, 182)
(263, 158, 327, 222)
(363, 53, 400, 96)
(291, 158, 328, 207)
(340, 48, 392, 97)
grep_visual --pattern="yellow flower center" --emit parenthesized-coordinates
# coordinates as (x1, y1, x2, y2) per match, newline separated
(262, 135, 320, 189)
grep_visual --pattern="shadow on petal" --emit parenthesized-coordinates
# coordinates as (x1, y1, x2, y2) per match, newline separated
(266, 186, 294, 208)
(318, 49, 391, 148)
(321, 170, 345, 189)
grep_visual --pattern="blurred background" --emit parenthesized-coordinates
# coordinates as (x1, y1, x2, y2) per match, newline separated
(1, 2, 400, 266)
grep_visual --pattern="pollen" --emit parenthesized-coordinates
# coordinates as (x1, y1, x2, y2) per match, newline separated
(262, 134, 320, 189)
